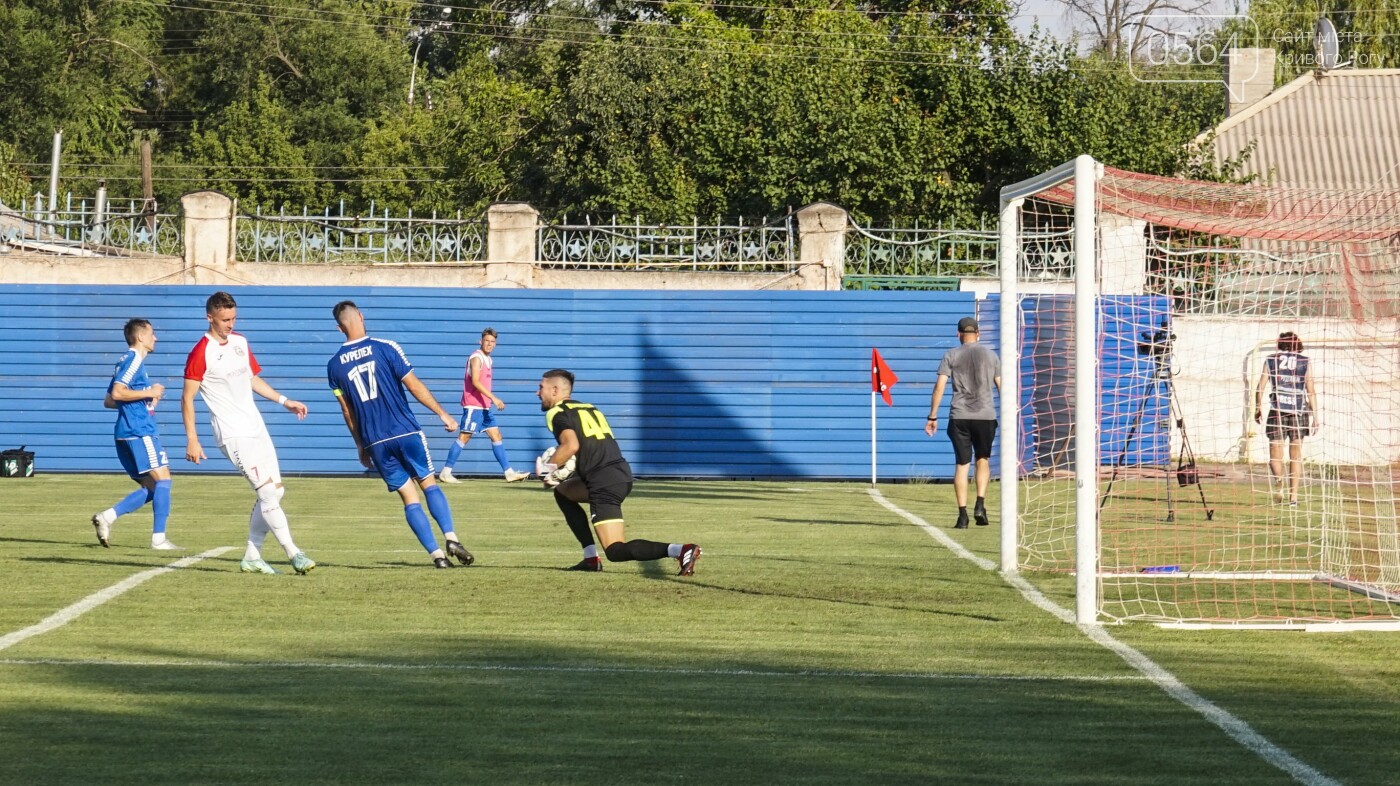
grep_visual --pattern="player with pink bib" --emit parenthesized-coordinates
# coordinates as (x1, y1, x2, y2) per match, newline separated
(438, 327, 529, 483)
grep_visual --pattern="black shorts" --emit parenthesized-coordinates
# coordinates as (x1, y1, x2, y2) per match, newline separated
(948, 419, 997, 465)
(583, 463, 633, 524)
(1265, 411, 1310, 441)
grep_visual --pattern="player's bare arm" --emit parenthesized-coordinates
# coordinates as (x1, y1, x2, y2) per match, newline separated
(251, 375, 307, 419)
(469, 356, 504, 410)
(551, 428, 580, 467)
(110, 381, 164, 404)
(334, 391, 372, 468)
(179, 378, 206, 463)
(1305, 366, 1319, 427)
(403, 371, 458, 432)
(1253, 368, 1269, 423)
(926, 375, 949, 436)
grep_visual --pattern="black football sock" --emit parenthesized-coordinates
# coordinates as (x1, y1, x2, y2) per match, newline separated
(554, 492, 595, 549)
(603, 539, 670, 563)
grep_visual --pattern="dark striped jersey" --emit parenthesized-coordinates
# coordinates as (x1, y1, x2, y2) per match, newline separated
(1264, 352, 1310, 413)
(545, 400, 631, 482)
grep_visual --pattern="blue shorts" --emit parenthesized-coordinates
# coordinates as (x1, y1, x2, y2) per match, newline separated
(368, 432, 435, 491)
(115, 436, 169, 481)
(458, 407, 499, 435)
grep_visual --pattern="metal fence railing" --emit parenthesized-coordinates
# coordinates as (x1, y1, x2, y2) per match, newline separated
(1, 193, 181, 257)
(7, 193, 1050, 287)
(537, 215, 797, 271)
(235, 203, 486, 264)
(844, 216, 1000, 278)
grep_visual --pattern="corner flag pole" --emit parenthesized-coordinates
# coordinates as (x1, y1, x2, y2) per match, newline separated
(871, 388, 877, 487)
(870, 348, 898, 488)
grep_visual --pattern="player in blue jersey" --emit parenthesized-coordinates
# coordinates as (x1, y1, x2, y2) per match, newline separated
(327, 300, 474, 569)
(92, 318, 179, 550)
(1254, 331, 1318, 507)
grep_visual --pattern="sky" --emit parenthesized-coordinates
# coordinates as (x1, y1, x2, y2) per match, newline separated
(1010, 0, 1079, 41)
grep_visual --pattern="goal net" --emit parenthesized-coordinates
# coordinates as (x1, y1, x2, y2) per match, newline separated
(999, 157, 1400, 627)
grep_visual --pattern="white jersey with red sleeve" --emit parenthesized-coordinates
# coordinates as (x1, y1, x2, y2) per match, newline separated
(184, 332, 269, 445)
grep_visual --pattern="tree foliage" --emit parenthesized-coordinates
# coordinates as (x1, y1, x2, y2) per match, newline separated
(0, 0, 1231, 220)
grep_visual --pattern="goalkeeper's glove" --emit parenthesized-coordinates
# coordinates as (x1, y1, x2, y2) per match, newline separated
(543, 469, 568, 487)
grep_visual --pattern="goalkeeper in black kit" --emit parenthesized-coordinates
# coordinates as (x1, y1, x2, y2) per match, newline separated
(535, 368, 701, 575)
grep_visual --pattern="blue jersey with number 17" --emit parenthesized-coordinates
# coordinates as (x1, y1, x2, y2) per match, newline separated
(327, 336, 422, 446)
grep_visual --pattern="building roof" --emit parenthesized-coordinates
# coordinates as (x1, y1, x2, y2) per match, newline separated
(1200, 68, 1400, 191)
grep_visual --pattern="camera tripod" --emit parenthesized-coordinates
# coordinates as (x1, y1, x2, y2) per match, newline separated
(1101, 352, 1215, 522)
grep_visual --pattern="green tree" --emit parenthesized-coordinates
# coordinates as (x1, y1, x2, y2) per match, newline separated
(183, 76, 321, 208)
(0, 0, 164, 191)
(1246, 0, 1400, 79)
(0, 142, 35, 207)
(352, 55, 549, 215)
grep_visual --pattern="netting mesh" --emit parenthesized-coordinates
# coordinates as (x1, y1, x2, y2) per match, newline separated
(1011, 166, 1400, 624)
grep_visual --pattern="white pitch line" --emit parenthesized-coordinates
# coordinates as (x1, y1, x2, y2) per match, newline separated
(868, 489, 1341, 786)
(0, 657, 1148, 683)
(0, 547, 235, 653)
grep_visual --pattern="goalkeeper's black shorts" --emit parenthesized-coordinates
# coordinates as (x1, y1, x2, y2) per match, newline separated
(583, 463, 633, 524)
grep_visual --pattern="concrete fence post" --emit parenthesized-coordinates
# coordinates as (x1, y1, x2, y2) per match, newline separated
(485, 202, 539, 288)
(795, 202, 847, 291)
(181, 191, 234, 283)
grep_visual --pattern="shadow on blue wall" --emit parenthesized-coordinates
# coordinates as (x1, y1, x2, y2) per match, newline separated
(636, 321, 797, 478)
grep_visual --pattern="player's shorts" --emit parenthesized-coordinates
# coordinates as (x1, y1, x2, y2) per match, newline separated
(1265, 410, 1310, 442)
(457, 406, 499, 435)
(115, 436, 169, 481)
(948, 419, 997, 465)
(368, 431, 436, 491)
(219, 434, 282, 489)
(582, 462, 635, 524)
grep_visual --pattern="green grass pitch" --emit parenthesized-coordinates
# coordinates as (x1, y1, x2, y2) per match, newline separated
(2, 475, 1397, 785)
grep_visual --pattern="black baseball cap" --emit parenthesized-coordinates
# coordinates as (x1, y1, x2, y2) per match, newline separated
(957, 317, 979, 334)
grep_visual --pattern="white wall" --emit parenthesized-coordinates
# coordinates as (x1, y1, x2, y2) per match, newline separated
(1171, 316, 1400, 465)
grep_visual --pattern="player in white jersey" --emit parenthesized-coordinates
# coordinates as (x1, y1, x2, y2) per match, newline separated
(438, 327, 529, 484)
(181, 291, 316, 575)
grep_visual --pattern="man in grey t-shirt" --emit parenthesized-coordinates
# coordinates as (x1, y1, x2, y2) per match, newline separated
(925, 317, 1000, 529)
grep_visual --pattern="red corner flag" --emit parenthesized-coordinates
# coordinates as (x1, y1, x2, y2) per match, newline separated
(871, 348, 898, 406)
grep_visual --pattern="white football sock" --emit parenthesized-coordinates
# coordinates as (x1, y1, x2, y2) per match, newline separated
(583, 544, 599, 559)
(667, 544, 683, 558)
(261, 504, 299, 560)
(245, 502, 270, 561)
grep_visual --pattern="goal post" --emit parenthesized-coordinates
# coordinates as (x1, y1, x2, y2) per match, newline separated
(1000, 156, 1400, 627)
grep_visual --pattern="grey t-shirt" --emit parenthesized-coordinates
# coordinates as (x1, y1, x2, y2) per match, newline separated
(937, 342, 1000, 420)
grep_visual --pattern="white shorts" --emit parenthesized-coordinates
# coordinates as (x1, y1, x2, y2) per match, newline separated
(219, 434, 282, 489)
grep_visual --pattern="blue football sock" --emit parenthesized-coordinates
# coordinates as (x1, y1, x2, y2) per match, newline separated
(151, 479, 172, 535)
(423, 484, 456, 537)
(491, 441, 511, 471)
(113, 487, 152, 517)
(404, 503, 439, 554)
(444, 440, 464, 470)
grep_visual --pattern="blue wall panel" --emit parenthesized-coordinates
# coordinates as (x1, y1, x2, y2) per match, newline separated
(1017, 294, 1168, 472)
(0, 285, 997, 479)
